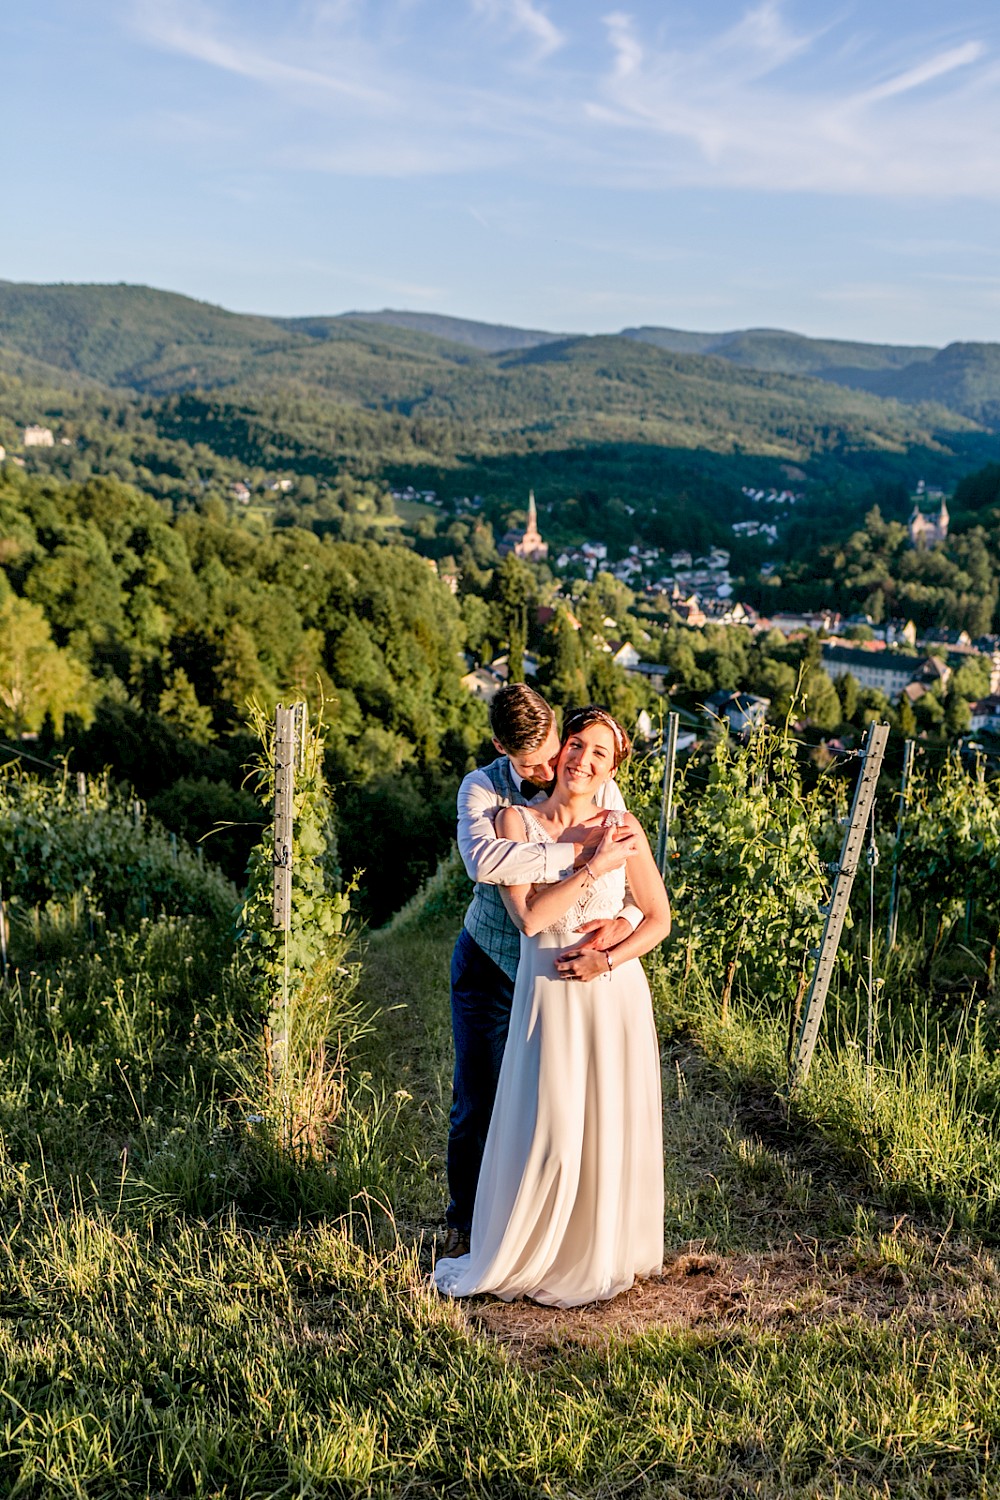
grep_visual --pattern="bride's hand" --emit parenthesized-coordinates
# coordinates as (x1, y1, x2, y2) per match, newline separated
(586, 822, 638, 877)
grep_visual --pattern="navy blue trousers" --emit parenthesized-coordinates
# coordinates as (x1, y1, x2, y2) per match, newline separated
(446, 927, 516, 1232)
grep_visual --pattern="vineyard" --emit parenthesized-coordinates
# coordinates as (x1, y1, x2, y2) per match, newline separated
(3, 722, 1000, 1495)
(626, 727, 1000, 1236)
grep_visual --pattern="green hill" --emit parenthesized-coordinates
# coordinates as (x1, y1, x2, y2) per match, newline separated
(355, 312, 1000, 427)
(140, 328, 991, 484)
(1, 281, 999, 492)
(623, 325, 939, 378)
(0, 282, 489, 397)
(305, 308, 564, 354)
(869, 343, 1000, 425)
(0, 280, 300, 388)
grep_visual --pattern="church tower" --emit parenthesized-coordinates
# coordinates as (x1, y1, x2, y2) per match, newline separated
(908, 491, 950, 548)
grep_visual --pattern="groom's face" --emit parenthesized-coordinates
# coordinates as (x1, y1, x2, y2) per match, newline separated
(498, 724, 562, 789)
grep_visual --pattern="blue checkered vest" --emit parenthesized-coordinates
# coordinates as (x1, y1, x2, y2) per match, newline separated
(463, 758, 530, 981)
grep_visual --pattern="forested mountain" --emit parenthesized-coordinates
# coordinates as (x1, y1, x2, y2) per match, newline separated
(865, 343, 1000, 426)
(0, 281, 485, 398)
(1, 283, 995, 491)
(309, 309, 564, 354)
(6, 282, 1000, 442)
(621, 326, 938, 378)
(325, 311, 939, 376)
(5, 282, 1000, 920)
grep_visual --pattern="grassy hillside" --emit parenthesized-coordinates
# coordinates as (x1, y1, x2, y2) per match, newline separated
(7, 772, 1000, 1496)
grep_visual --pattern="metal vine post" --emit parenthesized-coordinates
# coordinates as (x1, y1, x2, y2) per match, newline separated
(790, 720, 890, 1088)
(655, 711, 680, 879)
(885, 738, 915, 951)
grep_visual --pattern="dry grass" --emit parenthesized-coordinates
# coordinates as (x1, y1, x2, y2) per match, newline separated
(463, 1236, 1000, 1363)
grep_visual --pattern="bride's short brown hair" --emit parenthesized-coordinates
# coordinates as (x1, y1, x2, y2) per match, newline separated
(562, 705, 631, 769)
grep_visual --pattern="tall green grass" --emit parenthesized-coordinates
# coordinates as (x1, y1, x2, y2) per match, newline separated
(5, 753, 1000, 1494)
(656, 956, 1000, 1241)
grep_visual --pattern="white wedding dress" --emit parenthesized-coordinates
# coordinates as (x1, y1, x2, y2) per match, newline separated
(435, 808, 664, 1308)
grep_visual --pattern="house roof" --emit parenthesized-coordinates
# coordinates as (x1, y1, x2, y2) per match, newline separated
(821, 644, 921, 677)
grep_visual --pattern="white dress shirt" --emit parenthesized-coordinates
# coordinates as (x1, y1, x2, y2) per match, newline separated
(456, 757, 643, 930)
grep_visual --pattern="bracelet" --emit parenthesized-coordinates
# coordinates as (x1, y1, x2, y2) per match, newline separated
(580, 862, 596, 890)
(605, 950, 613, 972)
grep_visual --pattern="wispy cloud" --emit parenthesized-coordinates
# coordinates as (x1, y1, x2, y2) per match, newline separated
(472, 0, 566, 64)
(129, 0, 574, 176)
(590, 5, 1000, 197)
(294, 256, 445, 303)
(274, 135, 519, 178)
(853, 41, 986, 107)
(127, 1, 1000, 200)
(131, 0, 393, 108)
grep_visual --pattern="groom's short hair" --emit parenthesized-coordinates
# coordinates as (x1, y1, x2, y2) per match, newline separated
(489, 683, 555, 754)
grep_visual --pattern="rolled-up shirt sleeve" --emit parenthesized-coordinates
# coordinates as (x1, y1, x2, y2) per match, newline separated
(456, 768, 576, 886)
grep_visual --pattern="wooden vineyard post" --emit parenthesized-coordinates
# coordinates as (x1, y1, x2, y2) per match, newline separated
(273, 706, 295, 933)
(270, 704, 297, 1084)
(885, 738, 914, 951)
(790, 720, 890, 1087)
(0, 879, 7, 984)
(656, 711, 680, 879)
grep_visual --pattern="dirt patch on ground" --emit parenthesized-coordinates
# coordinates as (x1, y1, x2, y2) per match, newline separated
(462, 1240, 993, 1362)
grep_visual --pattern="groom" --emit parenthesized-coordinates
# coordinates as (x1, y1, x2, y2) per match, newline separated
(443, 681, 641, 1257)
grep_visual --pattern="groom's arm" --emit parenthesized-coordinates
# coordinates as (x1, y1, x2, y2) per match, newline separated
(457, 767, 578, 886)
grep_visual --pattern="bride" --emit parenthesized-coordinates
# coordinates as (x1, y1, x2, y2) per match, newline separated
(435, 705, 671, 1308)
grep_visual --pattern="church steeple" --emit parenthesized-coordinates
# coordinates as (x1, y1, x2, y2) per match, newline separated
(501, 488, 548, 562)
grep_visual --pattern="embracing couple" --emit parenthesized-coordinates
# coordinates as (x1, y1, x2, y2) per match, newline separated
(435, 683, 671, 1309)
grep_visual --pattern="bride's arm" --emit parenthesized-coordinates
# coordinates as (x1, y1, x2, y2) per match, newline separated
(496, 807, 638, 939)
(555, 813, 671, 979)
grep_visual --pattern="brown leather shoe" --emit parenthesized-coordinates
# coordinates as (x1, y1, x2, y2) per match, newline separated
(441, 1226, 471, 1259)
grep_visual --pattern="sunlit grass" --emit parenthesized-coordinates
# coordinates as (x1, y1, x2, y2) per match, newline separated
(4, 864, 1000, 1493)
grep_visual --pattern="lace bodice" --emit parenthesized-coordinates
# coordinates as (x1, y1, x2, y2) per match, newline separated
(516, 806, 627, 936)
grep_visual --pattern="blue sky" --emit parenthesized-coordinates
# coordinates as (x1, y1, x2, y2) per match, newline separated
(4, 1, 1000, 344)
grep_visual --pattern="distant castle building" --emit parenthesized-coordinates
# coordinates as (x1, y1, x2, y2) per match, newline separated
(23, 424, 54, 448)
(499, 490, 549, 562)
(908, 483, 949, 548)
